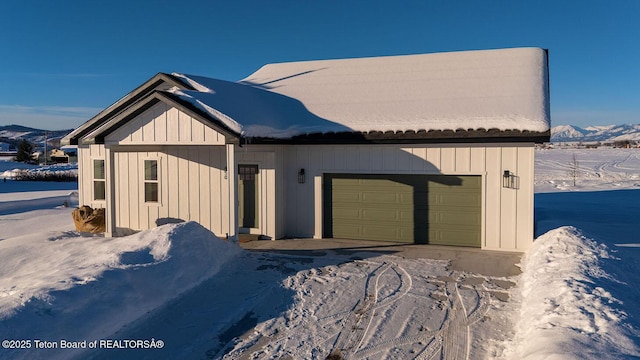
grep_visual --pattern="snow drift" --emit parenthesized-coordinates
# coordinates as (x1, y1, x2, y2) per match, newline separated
(510, 226, 640, 359)
(0, 221, 241, 360)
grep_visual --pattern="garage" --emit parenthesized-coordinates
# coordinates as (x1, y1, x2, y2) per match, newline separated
(323, 174, 482, 247)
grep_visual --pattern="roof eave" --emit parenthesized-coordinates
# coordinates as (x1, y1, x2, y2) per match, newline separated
(243, 129, 551, 145)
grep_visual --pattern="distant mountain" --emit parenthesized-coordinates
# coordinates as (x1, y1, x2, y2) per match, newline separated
(0, 125, 73, 149)
(550, 124, 640, 142)
(550, 125, 590, 140)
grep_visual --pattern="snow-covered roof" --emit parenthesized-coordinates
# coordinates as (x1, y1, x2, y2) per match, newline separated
(167, 75, 352, 139)
(171, 47, 550, 139)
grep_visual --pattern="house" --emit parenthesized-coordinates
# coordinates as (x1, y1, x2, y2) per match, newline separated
(0, 142, 16, 156)
(62, 47, 550, 252)
(49, 149, 70, 163)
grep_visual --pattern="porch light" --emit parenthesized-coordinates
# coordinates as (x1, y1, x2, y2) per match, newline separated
(502, 170, 518, 189)
(298, 168, 305, 184)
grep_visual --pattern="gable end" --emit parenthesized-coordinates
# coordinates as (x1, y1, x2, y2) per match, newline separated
(62, 73, 193, 145)
(81, 92, 239, 145)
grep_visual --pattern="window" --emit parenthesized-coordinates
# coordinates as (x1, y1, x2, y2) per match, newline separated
(93, 159, 105, 201)
(238, 164, 258, 181)
(144, 159, 159, 203)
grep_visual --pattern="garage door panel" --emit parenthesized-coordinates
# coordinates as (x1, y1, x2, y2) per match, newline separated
(333, 208, 414, 222)
(430, 193, 481, 206)
(430, 229, 481, 247)
(324, 174, 481, 246)
(362, 226, 414, 242)
(361, 192, 402, 204)
(430, 211, 481, 225)
(332, 208, 362, 219)
(362, 208, 411, 222)
(333, 224, 362, 239)
(360, 192, 411, 204)
(330, 191, 360, 202)
(333, 223, 417, 242)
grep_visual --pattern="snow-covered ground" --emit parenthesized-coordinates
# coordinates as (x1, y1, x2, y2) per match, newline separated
(535, 147, 640, 192)
(0, 149, 639, 359)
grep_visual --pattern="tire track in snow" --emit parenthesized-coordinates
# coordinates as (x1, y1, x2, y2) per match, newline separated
(354, 275, 491, 360)
(465, 289, 491, 326)
(227, 261, 493, 360)
(414, 334, 444, 360)
(328, 262, 392, 358)
(411, 276, 491, 360)
(316, 261, 413, 327)
(374, 264, 413, 310)
(442, 282, 468, 360)
(355, 329, 440, 358)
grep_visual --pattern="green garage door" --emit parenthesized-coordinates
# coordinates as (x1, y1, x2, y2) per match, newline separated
(323, 174, 481, 247)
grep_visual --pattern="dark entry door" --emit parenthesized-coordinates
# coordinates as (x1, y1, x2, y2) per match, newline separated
(238, 165, 259, 229)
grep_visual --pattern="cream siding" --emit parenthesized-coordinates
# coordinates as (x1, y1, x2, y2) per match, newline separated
(105, 148, 116, 236)
(236, 147, 280, 240)
(274, 146, 287, 239)
(110, 146, 229, 237)
(280, 143, 535, 251)
(516, 146, 535, 250)
(440, 147, 456, 173)
(77, 144, 107, 210)
(455, 147, 471, 173)
(105, 102, 226, 146)
(499, 147, 519, 249)
(79, 139, 534, 251)
(484, 147, 502, 248)
(225, 144, 237, 240)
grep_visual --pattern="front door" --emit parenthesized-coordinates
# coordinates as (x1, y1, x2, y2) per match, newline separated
(238, 164, 259, 230)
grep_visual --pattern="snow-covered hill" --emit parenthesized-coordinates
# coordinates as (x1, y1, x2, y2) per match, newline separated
(0, 125, 73, 149)
(551, 124, 640, 142)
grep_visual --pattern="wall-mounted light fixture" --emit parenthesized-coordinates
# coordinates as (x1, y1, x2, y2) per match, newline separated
(502, 170, 519, 189)
(298, 168, 305, 184)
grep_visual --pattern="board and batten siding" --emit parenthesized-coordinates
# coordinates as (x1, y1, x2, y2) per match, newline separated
(77, 144, 107, 209)
(105, 102, 226, 146)
(281, 144, 535, 252)
(236, 147, 282, 239)
(90, 102, 233, 236)
(110, 145, 230, 237)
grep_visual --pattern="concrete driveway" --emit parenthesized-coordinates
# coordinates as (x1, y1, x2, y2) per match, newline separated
(219, 237, 524, 359)
(240, 237, 522, 277)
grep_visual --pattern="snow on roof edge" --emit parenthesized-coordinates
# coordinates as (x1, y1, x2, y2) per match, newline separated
(167, 87, 243, 135)
(172, 48, 550, 139)
(239, 47, 551, 135)
(241, 46, 548, 79)
(171, 73, 215, 94)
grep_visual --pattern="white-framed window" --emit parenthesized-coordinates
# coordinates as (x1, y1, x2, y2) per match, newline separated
(144, 159, 159, 203)
(93, 159, 106, 201)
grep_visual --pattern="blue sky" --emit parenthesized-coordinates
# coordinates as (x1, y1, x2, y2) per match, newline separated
(0, 0, 638, 130)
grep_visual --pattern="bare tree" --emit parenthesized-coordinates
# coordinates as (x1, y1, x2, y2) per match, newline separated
(569, 153, 579, 187)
